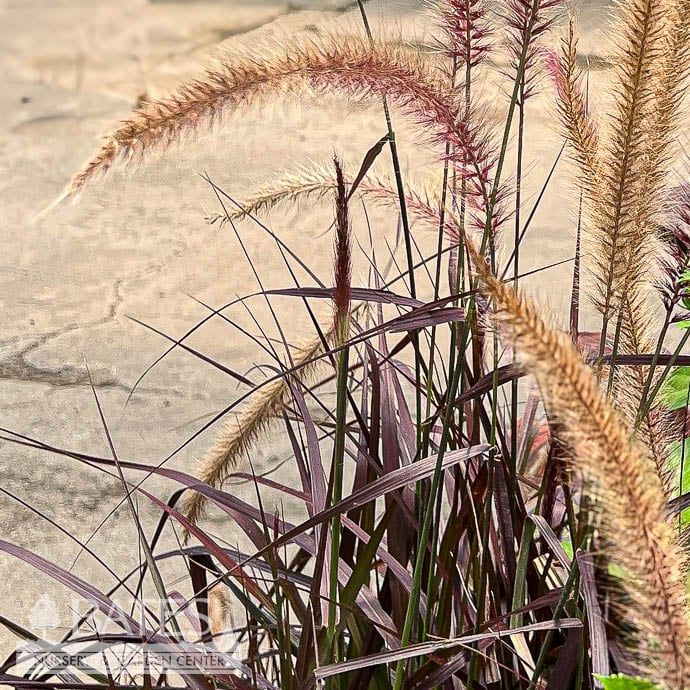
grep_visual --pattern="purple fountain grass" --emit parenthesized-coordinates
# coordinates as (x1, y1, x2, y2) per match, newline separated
(660, 183, 690, 317)
(9, 0, 690, 688)
(62, 37, 493, 207)
(505, 0, 564, 101)
(436, 0, 492, 69)
(465, 235, 690, 688)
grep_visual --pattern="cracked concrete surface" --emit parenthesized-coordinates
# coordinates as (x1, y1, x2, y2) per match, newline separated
(0, 0, 624, 662)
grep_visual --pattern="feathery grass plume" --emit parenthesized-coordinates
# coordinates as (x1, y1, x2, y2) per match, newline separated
(205, 163, 464, 242)
(598, 0, 690, 486)
(647, 0, 690, 179)
(209, 583, 232, 640)
(546, 20, 601, 194)
(610, 0, 690, 301)
(548, 0, 687, 487)
(204, 164, 345, 225)
(505, 0, 563, 101)
(435, 0, 492, 68)
(62, 36, 494, 206)
(614, 287, 676, 486)
(464, 237, 690, 688)
(590, 0, 670, 335)
(181, 328, 334, 528)
(617, 0, 690, 339)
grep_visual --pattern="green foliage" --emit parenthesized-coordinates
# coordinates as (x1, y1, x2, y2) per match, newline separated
(662, 366, 690, 410)
(596, 675, 658, 689)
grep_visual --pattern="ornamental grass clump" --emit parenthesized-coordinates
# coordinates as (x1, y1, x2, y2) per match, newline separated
(4, 0, 690, 688)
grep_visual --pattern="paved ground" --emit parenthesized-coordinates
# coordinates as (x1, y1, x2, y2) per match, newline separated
(0, 0, 619, 661)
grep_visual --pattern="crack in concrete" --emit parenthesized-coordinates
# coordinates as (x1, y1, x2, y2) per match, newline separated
(0, 245, 186, 391)
(0, 229, 231, 401)
(0, 352, 121, 389)
(0, 287, 126, 390)
(0, 279, 127, 388)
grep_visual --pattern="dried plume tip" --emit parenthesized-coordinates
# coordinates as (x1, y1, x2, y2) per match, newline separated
(546, 19, 600, 192)
(465, 239, 690, 687)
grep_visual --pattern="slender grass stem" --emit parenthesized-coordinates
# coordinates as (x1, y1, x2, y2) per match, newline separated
(327, 344, 350, 674)
(634, 305, 674, 425)
(511, 82, 526, 519)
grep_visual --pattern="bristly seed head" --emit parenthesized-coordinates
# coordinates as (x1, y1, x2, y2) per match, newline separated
(436, 0, 492, 69)
(504, 0, 564, 102)
(332, 156, 351, 344)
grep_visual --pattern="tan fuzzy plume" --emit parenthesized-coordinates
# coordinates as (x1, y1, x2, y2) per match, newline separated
(591, 0, 671, 329)
(209, 583, 233, 641)
(465, 238, 690, 688)
(205, 164, 345, 225)
(182, 328, 333, 528)
(205, 164, 461, 241)
(647, 0, 690, 177)
(62, 36, 487, 200)
(548, 20, 601, 193)
(599, 0, 690, 487)
(551, 1, 690, 491)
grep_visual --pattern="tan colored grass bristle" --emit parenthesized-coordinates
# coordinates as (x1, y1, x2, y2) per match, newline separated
(552, 0, 690, 491)
(588, 0, 668, 321)
(598, 0, 690, 489)
(205, 164, 461, 242)
(465, 237, 690, 687)
(549, 19, 601, 195)
(182, 328, 333, 528)
(208, 583, 232, 640)
(646, 0, 690, 179)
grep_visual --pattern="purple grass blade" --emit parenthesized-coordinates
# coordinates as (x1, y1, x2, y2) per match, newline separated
(264, 287, 423, 309)
(576, 551, 609, 682)
(314, 619, 582, 679)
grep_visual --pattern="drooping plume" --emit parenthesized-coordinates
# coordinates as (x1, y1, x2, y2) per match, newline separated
(61, 36, 494, 210)
(464, 236, 690, 689)
(205, 163, 462, 243)
(182, 328, 334, 528)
